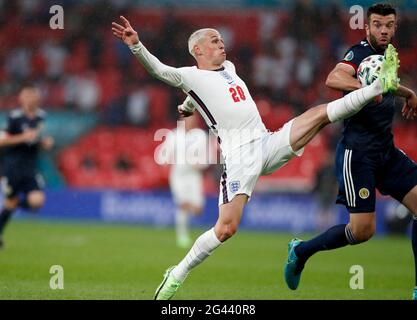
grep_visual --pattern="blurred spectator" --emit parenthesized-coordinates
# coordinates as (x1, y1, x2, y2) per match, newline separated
(41, 40, 67, 80)
(64, 72, 99, 111)
(114, 154, 134, 172)
(5, 46, 32, 80)
(0, 1, 415, 133)
(81, 154, 97, 170)
(126, 87, 150, 127)
(294, 49, 314, 88)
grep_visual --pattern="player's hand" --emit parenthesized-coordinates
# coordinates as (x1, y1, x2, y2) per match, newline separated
(41, 136, 54, 150)
(401, 92, 417, 120)
(178, 105, 194, 118)
(111, 16, 139, 47)
(22, 129, 39, 143)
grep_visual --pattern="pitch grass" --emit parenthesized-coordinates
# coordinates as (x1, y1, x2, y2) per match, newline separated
(0, 219, 414, 300)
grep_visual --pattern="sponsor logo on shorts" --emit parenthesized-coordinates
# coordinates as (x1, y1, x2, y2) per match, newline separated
(359, 188, 370, 199)
(229, 181, 240, 193)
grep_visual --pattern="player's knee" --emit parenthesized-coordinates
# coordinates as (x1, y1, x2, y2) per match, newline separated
(351, 223, 375, 243)
(216, 222, 238, 242)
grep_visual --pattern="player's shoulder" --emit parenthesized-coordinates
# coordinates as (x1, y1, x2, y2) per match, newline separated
(350, 39, 372, 51)
(36, 108, 47, 119)
(341, 39, 375, 70)
(178, 66, 198, 74)
(8, 108, 46, 120)
(8, 109, 24, 119)
(223, 60, 236, 72)
(343, 40, 373, 60)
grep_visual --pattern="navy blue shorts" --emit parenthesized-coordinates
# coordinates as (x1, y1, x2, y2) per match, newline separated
(1, 173, 45, 199)
(335, 143, 417, 213)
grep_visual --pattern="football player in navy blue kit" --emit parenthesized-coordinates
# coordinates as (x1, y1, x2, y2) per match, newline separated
(0, 85, 54, 248)
(284, 3, 417, 299)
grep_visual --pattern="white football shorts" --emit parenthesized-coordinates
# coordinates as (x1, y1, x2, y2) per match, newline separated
(218, 119, 304, 206)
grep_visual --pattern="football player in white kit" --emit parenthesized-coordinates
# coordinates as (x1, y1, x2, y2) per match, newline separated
(157, 114, 209, 249)
(112, 16, 399, 300)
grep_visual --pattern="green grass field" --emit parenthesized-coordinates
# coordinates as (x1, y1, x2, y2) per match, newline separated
(0, 219, 414, 300)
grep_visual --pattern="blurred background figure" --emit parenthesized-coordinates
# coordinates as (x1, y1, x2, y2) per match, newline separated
(157, 112, 211, 248)
(0, 85, 54, 248)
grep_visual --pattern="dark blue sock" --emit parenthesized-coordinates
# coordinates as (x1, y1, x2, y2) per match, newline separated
(295, 224, 350, 263)
(412, 218, 417, 287)
(0, 208, 14, 234)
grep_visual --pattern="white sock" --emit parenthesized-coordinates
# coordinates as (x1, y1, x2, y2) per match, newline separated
(172, 227, 222, 282)
(176, 208, 188, 240)
(327, 80, 383, 123)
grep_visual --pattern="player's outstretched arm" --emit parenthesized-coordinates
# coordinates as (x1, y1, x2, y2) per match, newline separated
(325, 63, 362, 92)
(112, 16, 183, 88)
(0, 129, 39, 148)
(111, 16, 139, 47)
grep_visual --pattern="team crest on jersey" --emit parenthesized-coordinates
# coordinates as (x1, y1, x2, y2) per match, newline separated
(344, 50, 354, 61)
(229, 181, 240, 193)
(359, 188, 370, 199)
(219, 70, 235, 85)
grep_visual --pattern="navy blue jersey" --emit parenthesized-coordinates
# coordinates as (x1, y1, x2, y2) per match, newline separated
(339, 39, 396, 151)
(2, 108, 46, 176)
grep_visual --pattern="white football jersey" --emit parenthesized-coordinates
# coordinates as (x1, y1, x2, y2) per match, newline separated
(130, 42, 267, 158)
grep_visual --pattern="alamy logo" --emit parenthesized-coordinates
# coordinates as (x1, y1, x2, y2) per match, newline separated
(349, 265, 364, 289)
(49, 265, 64, 290)
(229, 181, 240, 193)
(349, 5, 365, 30)
(49, 5, 64, 29)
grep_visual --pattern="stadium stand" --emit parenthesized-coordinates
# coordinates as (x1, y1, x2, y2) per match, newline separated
(0, 1, 416, 192)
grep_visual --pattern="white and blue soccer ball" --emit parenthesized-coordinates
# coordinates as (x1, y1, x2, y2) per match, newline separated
(357, 54, 384, 87)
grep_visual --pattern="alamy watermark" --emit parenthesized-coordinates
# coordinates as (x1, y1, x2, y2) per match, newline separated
(349, 265, 364, 290)
(49, 5, 64, 30)
(349, 5, 365, 30)
(49, 265, 64, 290)
(154, 121, 266, 176)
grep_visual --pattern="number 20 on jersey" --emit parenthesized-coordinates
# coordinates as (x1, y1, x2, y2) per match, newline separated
(229, 86, 246, 103)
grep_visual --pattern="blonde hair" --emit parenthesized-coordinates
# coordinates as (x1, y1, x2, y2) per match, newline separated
(188, 28, 218, 59)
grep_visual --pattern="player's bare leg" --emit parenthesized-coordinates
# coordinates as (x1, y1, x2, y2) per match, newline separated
(289, 104, 329, 152)
(214, 194, 248, 241)
(349, 213, 376, 242)
(154, 194, 248, 300)
(0, 197, 19, 249)
(176, 203, 194, 249)
(176, 203, 204, 249)
(401, 185, 417, 299)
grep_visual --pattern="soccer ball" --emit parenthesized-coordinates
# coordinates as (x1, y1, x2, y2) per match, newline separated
(357, 55, 384, 87)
